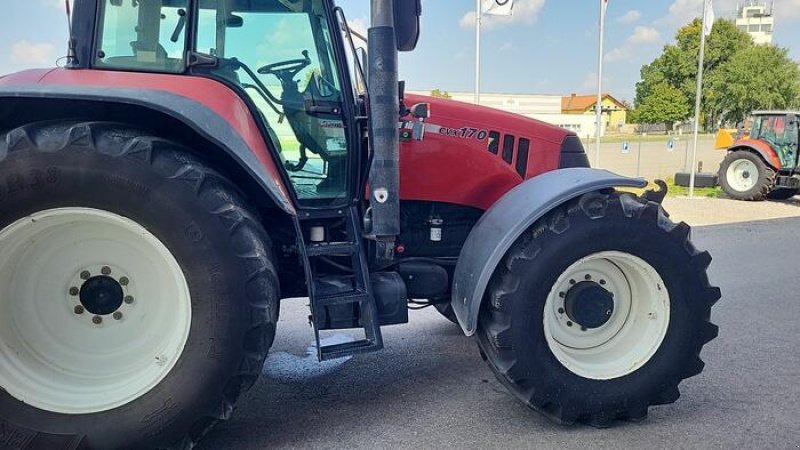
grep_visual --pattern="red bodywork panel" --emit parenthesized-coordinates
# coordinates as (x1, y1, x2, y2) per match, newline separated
(1, 70, 573, 212)
(401, 94, 570, 210)
(730, 138, 782, 169)
(0, 68, 293, 208)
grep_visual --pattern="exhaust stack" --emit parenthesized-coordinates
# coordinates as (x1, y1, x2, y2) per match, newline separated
(367, 0, 401, 263)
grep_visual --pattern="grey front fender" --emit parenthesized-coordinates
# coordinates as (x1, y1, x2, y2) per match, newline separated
(451, 168, 647, 336)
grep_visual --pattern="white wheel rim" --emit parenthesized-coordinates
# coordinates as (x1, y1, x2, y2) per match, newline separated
(726, 159, 759, 192)
(543, 251, 670, 380)
(0, 208, 191, 414)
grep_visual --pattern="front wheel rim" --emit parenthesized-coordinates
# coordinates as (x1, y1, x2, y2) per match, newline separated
(0, 208, 192, 414)
(726, 159, 759, 192)
(543, 251, 670, 380)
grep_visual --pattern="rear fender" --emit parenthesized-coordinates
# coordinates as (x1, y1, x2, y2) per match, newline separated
(451, 168, 647, 335)
(730, 140, 782, 169)
(0, 84, 295, 215)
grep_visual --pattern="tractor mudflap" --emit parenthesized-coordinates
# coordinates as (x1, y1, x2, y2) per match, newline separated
(451, 168, 647, 335)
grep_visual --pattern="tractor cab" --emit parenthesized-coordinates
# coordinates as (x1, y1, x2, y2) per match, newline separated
(718, 111, 800, 200)
(748, 111, 799, 169)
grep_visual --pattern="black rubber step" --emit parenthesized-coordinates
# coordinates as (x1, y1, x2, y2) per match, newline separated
(306, 242, 357, 257)
(316, 291, 371, 307)
(319, 339, 383, 361)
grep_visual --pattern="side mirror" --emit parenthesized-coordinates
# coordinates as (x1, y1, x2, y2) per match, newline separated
(409, 102, 430, 119)
(394, 0, 422, 52)
(226, 14, 244, 28)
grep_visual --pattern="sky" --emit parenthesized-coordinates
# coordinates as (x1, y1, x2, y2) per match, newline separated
(3, 0, 800, 103)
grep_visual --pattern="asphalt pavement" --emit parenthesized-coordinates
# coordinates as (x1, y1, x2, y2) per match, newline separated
(201, 216, 800, 449)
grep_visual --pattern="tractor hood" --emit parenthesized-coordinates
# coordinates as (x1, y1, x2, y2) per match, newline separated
(398, 94, 589, 210)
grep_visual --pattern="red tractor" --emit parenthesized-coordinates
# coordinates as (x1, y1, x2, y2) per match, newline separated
(0, 1, 720, 448)
(718, 111, 800, 201)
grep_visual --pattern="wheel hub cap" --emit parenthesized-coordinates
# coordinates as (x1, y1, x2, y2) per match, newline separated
(80, 276, 124, 315)
(564, 281, 614, 329)
(544, 251, 671, 380)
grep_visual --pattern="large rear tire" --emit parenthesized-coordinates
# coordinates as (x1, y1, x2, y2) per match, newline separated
(0, 122, 279, 449)
(718, 150, 774, 201)
(476, 192, 720, 427)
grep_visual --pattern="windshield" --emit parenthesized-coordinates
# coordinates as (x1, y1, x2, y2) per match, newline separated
(196, 0, 351, 206)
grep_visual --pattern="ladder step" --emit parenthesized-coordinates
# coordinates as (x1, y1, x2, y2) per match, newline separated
(319, 339, 383, 361)
(316, 291, 371, 307)
(306, 242, 357, 257)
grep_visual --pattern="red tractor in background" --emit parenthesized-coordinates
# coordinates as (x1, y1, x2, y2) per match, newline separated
(0, 1, 720, 448)
(718, 111, 800, 200)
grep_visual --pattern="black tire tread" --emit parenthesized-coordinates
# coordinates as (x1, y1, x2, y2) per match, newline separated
(477, 192, 721, 427)
(1, 121, 280, 449)
(718, 150, 775, 201)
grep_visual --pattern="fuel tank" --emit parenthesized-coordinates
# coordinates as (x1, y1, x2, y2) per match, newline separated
(399, 94, 587, 210)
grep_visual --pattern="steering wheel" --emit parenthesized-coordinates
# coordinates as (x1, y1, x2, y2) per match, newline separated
(257, 50, 312, 80)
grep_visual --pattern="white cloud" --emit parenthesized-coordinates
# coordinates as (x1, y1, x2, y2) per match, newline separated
(629, 26, 661, 45)
(604, 26, 661, 63)
(618, 10, 642, 24)
(460, 0, 546, 30)
(499, 41, 514, 52)
(10, 41, 56, 66)
(663, 0, 738, 24)
(605, 47, 632, 62)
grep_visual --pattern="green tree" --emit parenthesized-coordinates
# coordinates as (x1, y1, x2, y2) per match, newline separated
(634, 19, 755, 127)
(631, 82, 691, 128)
(709, 45, 800, 124)
(430, 88, 452, 99)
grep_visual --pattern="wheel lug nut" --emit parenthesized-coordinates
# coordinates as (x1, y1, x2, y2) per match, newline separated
(119, 277, 129, 286)
(113, 312, 123, 321)
(124, 295, 134, 304)
(581, 326, 587, 332)
(80, 270, 91, 280)
(559, 292, 566, 298)
(599, 279, 606, 285)
(566, 321, 573, 327)
(558, 307, 565, 314)
(569, 279, 576, 285)
(69, 287, 79, 296)
(585, 274, 592, 281)
(74, 305, 85, 315)
(92, 315, 103, 325)
(101, 266, 112, 275)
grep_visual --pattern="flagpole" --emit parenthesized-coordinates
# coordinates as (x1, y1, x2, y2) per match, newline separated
(475, 0, 482, 105)
(595, 0, 607, 167)
(689, 0, 710, 198)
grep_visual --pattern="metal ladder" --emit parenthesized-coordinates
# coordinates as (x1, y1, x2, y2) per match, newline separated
(297, 207, 384, 361)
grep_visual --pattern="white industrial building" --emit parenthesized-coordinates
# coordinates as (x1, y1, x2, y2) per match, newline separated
(736, 2, 775, 45)
(415, 92, 605, 139)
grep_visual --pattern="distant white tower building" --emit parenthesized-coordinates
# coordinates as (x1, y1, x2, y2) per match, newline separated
(736, 2, 775, 45)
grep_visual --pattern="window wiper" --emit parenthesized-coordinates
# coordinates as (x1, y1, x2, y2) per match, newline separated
(170, 9, 187, 43)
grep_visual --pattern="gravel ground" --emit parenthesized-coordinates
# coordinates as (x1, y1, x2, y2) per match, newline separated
(663, 195, 800, 226)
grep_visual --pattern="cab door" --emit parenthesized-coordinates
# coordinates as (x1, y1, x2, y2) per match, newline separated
(194, 0, 358, 208)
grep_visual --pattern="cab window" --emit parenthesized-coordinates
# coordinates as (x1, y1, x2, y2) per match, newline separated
(95, 0, 189, 72)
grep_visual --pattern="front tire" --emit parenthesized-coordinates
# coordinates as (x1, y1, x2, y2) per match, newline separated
(476, 192, 720, 427)
(718, 150, 774, 201)
(0, 122, 279, 448)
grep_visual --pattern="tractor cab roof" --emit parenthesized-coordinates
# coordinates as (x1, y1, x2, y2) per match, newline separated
(751, 110, 800, 117)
